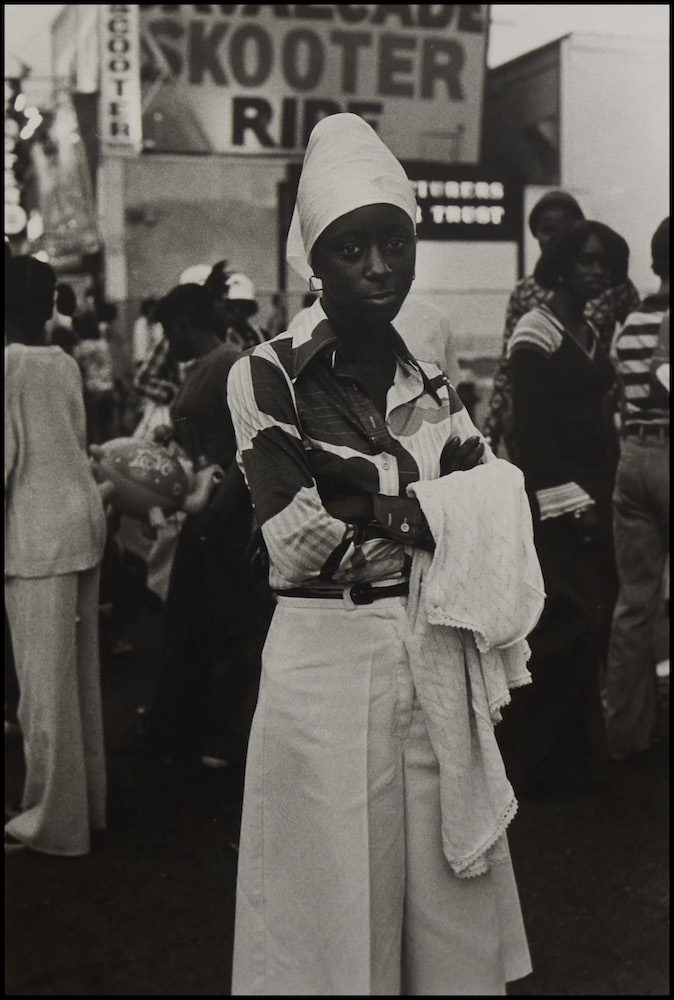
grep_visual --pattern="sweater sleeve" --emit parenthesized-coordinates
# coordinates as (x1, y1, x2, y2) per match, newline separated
(509, 337, 595, 520)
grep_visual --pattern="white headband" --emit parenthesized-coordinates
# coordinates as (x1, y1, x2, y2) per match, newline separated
(286, 113, 417, 282)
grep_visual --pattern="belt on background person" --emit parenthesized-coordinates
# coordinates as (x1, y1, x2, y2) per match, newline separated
(624, 423, 669, 441)
(276, 580, 410, 605)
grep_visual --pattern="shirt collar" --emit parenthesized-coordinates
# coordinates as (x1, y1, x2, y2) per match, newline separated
(290, 298, 442, 403)
(289, 299, 338, 380)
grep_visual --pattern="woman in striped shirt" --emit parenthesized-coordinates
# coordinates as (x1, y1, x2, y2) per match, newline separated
(496, 220, 629, 797)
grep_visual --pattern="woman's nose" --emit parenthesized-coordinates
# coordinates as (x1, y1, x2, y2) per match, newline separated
(365, 245, 392, 276)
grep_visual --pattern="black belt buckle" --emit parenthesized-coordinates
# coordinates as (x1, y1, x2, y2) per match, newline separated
(349, 582, 374, 605)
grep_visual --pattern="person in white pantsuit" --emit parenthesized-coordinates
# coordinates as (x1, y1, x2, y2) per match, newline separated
(226, 114, 537, 995)
(5, 255, 108, 856)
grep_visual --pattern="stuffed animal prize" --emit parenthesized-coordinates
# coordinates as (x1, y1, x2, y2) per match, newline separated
(90, 438, 223, 527)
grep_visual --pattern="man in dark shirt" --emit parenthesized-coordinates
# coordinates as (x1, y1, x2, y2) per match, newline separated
(145, 284, 269, 768)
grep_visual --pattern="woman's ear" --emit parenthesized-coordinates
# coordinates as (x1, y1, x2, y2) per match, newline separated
(308, 250, 321, 282)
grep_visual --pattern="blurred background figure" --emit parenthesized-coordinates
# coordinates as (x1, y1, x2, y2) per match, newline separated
(483, 190, 640, 461)
(223, 272, 265, 351)
(130, 328, 188, 606)
(98, 526, 149, 659)
(650, 308, 669, 392)
(132, 297, 162, 372)
(141, 283, 268, 768)
(604, 217, 670, 761)
(496, 220, 630, 797)
(178, 263, 212, 287)
(100, 301, 137, 437)
(203, 261, 264, 351)
(74, 286, 103, 339)
(393, 291, 463, 386)
(133, 328, 185, 442)
(262, 292, 288, 340)
(73, 302, 117, 445)
(203, 258, 232, 339)
(4, 255, 107, 856)
(46, 282, 79, 356)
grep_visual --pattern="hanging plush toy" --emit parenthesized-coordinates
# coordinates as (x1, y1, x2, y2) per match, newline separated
(90, 438, 223, 528)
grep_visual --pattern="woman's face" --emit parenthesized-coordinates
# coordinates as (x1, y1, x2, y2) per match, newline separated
(310, 203, 416, 329)
(561, 233, 613, 302)
(535, 208, 578, 252)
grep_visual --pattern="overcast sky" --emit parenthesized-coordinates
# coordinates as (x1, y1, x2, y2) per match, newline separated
(4, 4, 670, 76)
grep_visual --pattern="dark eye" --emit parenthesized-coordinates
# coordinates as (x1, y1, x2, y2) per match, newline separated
(340, 243, 362, 257)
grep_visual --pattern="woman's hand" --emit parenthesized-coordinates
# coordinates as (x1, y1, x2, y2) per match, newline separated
(152, 423, 174, 447)
(440, 435, 485, 476)
(572, 505, 600, 546)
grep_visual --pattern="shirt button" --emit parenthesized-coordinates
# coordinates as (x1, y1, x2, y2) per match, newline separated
(382, 460, 390, 470)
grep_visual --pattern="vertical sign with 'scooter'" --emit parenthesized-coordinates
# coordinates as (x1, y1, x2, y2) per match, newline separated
(99, 4, 143, 154)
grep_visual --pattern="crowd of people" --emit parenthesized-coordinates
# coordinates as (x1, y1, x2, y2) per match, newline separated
(4, 113, 669, 996)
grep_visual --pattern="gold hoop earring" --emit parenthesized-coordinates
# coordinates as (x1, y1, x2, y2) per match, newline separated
(309, 275, 323, 293)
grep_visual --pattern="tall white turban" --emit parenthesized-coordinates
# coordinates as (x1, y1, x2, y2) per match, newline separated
(286, 113, 417, 281)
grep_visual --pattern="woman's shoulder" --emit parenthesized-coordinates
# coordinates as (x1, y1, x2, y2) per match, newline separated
(508, 305, 564, 359)
(227, 335, 292, 395)
(229, 334, 288, 371)
(6, 342, 76, 371)
(5, 344, 80, 400)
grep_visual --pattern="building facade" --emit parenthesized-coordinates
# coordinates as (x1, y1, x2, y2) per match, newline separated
(483, 32, 669, 294)
(45, 7, 669, 376)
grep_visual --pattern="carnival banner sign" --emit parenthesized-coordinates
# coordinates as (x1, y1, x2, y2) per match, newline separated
(139, 4, 490, 161)
(99, 4, 143, 154)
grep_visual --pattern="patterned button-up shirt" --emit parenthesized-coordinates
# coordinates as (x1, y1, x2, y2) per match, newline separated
(227, 298, 488, 592)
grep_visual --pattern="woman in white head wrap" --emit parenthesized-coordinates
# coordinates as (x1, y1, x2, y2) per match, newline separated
(226, 114, 533, 996)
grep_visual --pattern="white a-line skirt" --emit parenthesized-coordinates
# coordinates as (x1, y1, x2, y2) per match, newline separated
(231, 596, 531, 997)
